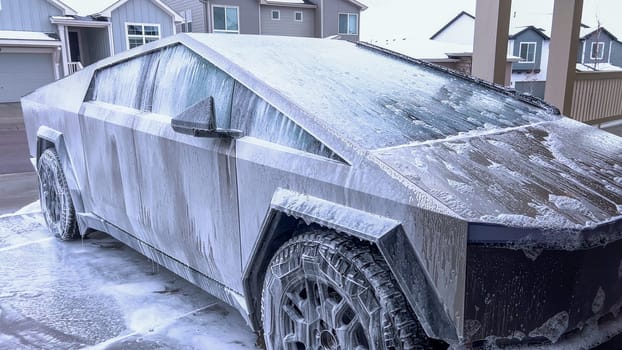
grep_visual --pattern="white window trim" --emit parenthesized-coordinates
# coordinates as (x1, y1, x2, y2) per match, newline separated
(590, 41, 605, 60)
(518, 42, 537, 63)
(294, 11, 303, 22)
(271, 9, 280, 20)
(338, 13, 358, 35)
(212, 4, 240, 33)
(125, 22, 161, 50)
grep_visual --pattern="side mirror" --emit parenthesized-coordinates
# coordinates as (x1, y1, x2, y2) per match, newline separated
(171, 96, 243, 138)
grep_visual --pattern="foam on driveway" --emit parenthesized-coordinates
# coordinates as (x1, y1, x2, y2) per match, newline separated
(0, 213, 259, 349)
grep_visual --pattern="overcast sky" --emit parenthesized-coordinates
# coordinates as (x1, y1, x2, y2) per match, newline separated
(360, 0, 622, 41)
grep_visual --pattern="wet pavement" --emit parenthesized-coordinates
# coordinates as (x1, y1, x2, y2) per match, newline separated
(0, 213, 259, 350)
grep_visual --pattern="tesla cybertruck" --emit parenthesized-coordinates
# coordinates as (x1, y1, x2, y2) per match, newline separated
(22, 34, 622, 349)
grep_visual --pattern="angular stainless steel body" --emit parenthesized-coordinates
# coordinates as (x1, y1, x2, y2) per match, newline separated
(21, 34, 622, 347)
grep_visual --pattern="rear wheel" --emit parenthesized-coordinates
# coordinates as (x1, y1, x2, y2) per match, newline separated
(37, 148, 78, 240)
(262, 230, 433, 350)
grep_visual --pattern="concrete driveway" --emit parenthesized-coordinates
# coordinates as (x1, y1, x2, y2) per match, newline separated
(0, 213, 259, 349)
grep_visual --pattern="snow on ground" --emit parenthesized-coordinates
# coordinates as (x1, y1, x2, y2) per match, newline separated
(0, 211, 258, 350)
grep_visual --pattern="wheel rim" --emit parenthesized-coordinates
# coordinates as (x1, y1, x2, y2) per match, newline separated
(39, 165, 61, 228)
(279, 278, 369, 350)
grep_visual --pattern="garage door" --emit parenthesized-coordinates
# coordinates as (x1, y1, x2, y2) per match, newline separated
(0, 53, 56, 103)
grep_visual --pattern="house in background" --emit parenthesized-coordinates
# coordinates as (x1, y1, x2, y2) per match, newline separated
(163, 0, 366, 41)
(428, 11, 622, 98)
(0, 0, 182, 103)
(0, 0, 73, 102)
(577, 27, 622, 71)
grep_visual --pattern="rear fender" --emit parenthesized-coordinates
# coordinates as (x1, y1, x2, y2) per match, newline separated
(242, 188, 459, 342)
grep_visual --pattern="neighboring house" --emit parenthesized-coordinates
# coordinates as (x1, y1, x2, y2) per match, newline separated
(163, 0, 366, 40)
(0, 0, 182, 103)
(428, 11, 622, 98)
(0, 0, 73, 102)
(429, 11, 474, 46)
(577, 27, 622, 70)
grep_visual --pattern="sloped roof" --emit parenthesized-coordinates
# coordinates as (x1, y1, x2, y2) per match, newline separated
(431, 10, 610, 43)
(259, 0, 317, 8)
(47, 0, 77, 15)
(429, 11, 474, 40)
(580, 27, 619, 42)
(0, 30, 62, 47)
(508, 26, 550, 40)
(60, 0, 183, 21)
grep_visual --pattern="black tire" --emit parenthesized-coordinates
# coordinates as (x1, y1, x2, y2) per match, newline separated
(37, 148, 78, 241)
(262, 230, 433, 350)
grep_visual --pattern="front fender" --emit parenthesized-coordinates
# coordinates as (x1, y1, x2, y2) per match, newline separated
(242, 188, 459, 342)
(36, 126, 86, 220)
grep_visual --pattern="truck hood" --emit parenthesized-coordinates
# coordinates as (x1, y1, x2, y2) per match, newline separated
(372, 118, 622, 233)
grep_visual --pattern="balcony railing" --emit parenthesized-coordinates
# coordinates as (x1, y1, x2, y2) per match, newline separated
(571, 71, 622, 123)
(67, 61, 84, 75)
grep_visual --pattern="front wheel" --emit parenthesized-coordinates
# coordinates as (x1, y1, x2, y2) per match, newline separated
(37, 148, 78, 240)
(262, 230, 433, 350)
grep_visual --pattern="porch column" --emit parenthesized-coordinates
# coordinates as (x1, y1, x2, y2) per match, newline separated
(107, 24, 115, 56)
(544, 0, 583, 115)
(472, 0, 512, 85)
(57, 24, 69, 77)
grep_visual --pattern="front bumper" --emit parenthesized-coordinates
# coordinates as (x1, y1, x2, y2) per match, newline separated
(464, 222, 622, 347)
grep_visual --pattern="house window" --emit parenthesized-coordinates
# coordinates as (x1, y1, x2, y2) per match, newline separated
(591, 42, 605, 60)
(213, 5, 239, 33)
(338, 13, 358, 35)
(519, 42, 536, 63)
(181, 9, 193, 32)
(295, 11, 303, 22)
(271, 10, 280, 20)
(126, 23, 160, 50)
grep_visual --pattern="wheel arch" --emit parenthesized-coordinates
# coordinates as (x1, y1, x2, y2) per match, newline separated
(242, 188, 460, 343)
(36, 126, 86, 223)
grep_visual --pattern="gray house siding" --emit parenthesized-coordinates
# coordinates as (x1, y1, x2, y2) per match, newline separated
(321, 0, 360, 40)
(166, 0, 207, 33)
(581, 31, 614, 64)
(83, 28, 112, 66)
(611, 41, 622, 67)
(0, 0, 63, 32)
(111, 0, 175, 54)
(260, 6, 315, 37)
(512, 29, 544, 72)
(577, 40, 584, 63)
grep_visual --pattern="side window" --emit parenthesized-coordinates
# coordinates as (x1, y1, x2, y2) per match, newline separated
(213, 6, 239, 33)
(87, 45, 234, 127)
(181, 9, 193, 32)
(519, 42, 536, 63)
(591, 42, 605, 60)
(231, 83, 341, 161)
(338, 13, 358, 35)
